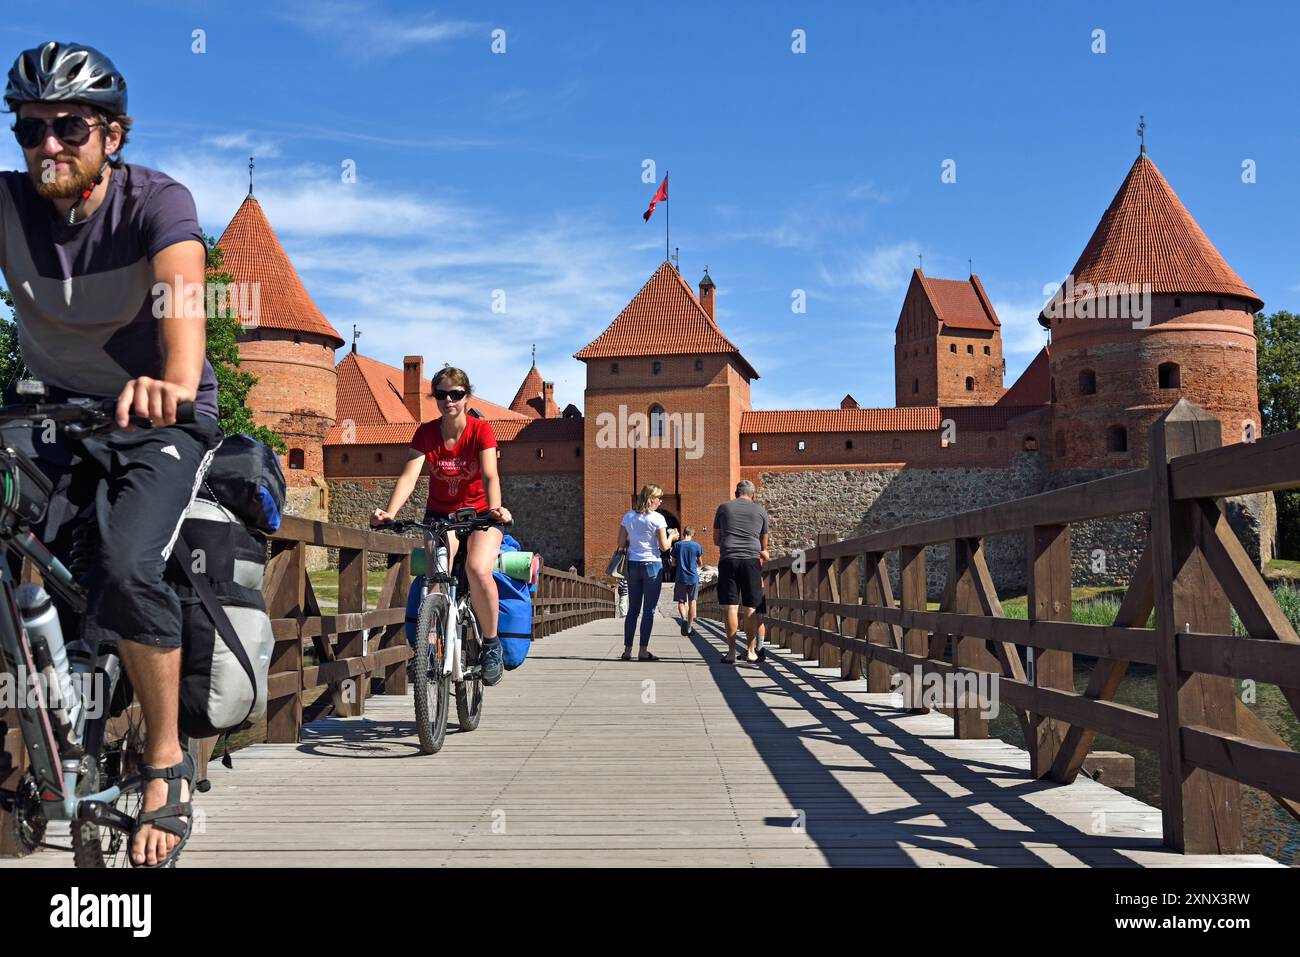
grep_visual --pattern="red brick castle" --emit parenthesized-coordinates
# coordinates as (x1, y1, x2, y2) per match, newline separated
(213, 150, 1273, 581)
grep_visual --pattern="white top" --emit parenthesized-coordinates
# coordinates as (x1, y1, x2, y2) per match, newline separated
(621, 509, 667, 562)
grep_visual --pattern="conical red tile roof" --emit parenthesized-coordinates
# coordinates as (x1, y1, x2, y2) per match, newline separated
(575, 262, 758, 379)
(214, 195, 345, 346)
(1041, 154, 1261, 324)
(508, 364, 558, 418)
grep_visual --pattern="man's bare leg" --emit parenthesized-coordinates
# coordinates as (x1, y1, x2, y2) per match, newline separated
(687, 598, 697, 632)
(724, 605, 739, 658)
(742, 606, 758, 658)
(118, 642, 185, 866)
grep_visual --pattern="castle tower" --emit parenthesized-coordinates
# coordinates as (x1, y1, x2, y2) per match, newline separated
(574, 263, 758, 573)
(214, 193, 346, 487)
(508, 356, 560, 419)
(1040, 152, 1263, 469)
(895, 270, 1005, 406)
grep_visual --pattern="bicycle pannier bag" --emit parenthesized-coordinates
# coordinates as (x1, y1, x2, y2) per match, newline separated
(200, 434, 286, 534)
(172, 497, 274, 738)
(496, 534, 534, 670)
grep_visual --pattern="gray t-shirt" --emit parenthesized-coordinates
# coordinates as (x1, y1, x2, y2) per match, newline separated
(714, 497, 768, 560)
(0, 164, 219, 418)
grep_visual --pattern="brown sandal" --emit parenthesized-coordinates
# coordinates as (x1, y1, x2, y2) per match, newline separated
(620, 646, 633, 660)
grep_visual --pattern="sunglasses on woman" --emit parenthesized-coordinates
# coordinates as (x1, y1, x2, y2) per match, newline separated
(11, 114, 103, 150)
(433, 388, 468, 401)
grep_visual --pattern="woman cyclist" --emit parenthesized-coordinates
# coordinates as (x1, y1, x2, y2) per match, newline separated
(372, 366, 511, 685)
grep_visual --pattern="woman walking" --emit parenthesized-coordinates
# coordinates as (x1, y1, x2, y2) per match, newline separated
(616, 484, 678, 660)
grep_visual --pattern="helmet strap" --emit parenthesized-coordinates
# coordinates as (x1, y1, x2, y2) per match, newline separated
(67, 162, 109, 225)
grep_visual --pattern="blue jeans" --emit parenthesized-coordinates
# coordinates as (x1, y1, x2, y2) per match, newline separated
(624, 560, 663, 647)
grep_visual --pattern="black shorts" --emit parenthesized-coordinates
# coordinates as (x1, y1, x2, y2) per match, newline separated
(423, 508, 495, 539)
(717, 557, 763, 608)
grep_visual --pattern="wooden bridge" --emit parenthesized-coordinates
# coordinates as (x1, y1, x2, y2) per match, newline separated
(1, 400, 1296, 867)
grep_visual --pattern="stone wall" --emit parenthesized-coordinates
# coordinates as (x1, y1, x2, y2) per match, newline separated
(757, 453, 1049, 601)
(325, 473, 584, 572)
(282, 480, 331, 571)
(758, 458, 1277, 602)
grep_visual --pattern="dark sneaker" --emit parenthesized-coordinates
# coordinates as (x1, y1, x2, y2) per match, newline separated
(481, 638, 504, 686)
(680, 620, 689, 636)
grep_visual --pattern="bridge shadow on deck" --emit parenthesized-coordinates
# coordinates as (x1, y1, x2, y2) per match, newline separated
(686, 617, 1154, 867)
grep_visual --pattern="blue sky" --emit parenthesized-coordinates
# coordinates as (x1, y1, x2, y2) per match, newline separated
(2, 1, 1296, 412)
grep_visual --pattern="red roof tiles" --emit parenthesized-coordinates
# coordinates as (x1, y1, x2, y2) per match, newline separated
(996, 346, 1052, 407)
(326, 351, 525, 444)
(575, 262, 759, 379)
(1041, 153, 1262, 324)
(508, 364, 560, 418)
(741, 405, 1044, 435)
(214, 196, 345, 346)
(918, 271, 1001, 331)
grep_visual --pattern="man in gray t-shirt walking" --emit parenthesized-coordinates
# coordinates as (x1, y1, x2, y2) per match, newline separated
(712, 481, 769, 663)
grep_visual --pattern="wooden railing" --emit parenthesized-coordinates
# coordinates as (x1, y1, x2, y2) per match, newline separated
(710, 400, 1300, 854)
(0, 516, 615, 856)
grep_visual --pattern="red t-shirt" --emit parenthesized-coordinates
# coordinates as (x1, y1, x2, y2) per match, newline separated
(410, 416, 498, 513)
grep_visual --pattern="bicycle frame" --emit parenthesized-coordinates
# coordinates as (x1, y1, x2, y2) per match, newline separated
(420, 526, 465, 681)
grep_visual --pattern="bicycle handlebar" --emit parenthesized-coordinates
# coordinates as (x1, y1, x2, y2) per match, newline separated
(0, 396, 196, 435)
(374, 513, 511, 536)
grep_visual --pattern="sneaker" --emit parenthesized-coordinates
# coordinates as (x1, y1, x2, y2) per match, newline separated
(480, 638, 504, 686)
(679, 620, 689, 636)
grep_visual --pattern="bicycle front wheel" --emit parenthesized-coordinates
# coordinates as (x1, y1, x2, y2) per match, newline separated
(72, 670, 146, 868)
(413, 591, 451, 754)
(454, 599, 483, 732)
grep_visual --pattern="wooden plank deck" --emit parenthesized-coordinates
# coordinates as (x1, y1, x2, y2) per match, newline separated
(4, 609, 1281, 868)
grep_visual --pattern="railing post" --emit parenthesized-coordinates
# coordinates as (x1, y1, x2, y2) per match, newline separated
(264, 539, 304, 743)
(949, 538, 989, 739)
(863, 552, 894, 692)
(837, 554, 863, 680)
(789, 556, 808, 658)
(379, 550, 411, 696)
(1149, 401, 1241, 853)
(815, 532, 840, 668)
(899, 545, 928, 712)
(335, 544, 368, 718)
(1027, 524, 1072, 778)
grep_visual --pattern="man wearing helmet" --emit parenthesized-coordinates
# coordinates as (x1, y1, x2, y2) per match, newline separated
(1, 41, 223, 866)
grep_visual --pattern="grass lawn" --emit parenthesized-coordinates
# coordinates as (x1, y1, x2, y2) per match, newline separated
(307, 568, 394, 610)
(1265, 558, 1300, 582)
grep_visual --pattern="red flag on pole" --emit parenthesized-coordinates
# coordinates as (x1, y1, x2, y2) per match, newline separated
(643, 176, 668, 221)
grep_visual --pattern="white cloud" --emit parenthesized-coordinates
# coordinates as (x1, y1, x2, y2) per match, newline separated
(993, 297, 1052, 358)
(276, 1, 484, 54)
(819, 241, 922, 296)
(202, 131, 282, 159)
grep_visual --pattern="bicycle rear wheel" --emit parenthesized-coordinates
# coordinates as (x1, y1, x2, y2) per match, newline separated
(454, 598, 483, 732)
(413, 591, 451, 754)
(72, 670, 147, 868)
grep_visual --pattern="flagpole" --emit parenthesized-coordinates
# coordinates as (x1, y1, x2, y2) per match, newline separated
(665, 173, 670, 264)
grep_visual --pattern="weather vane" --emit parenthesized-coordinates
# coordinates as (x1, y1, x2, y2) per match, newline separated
(248, 156, 254, 196)
(1137, 115, 1146, 154)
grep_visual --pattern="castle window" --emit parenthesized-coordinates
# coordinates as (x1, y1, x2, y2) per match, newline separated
(288, 448, 305, 470)
(891, 438, 902, 451)
(1174, 298, 1182, 308)
(912, 378, 919, 394)
(950, 344, 956, 353)
(750, 442, 759, 452)
(695, 358, 703, 371)
(652, 360, 662, 375)
(1217, 299, 1224, 309)
(341, 453, 350, 464)
(797, 440, 806, 452)
(536, 448, 544, 459)
(294, 334, 301, 345)
(1107, 425, 1128, 453)
(1023, 435, 1038, 451)
(1158, 362, 1181, 389)
(253, 330, 262, 340)
(575, 446, 582, 458)
(845, 439, 853, 450)
(1079, 369, 1097, 395)
(611, 362, 619, 374)
(983, 346, 990, 355)
(648, 404, 666, 438)
(965, 376, 974, 391)
(375, 453, 383, 463)
(967, 344, 973, 354)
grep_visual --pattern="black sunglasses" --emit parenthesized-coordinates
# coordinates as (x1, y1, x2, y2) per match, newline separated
(433, 388, 468, 401)
(12, 114, 103, 150)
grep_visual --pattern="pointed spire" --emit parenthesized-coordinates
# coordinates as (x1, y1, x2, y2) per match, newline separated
(1136, 115, 1146, 155)
(1039, 151, 1262, 326)
(248, 156, 254, 197)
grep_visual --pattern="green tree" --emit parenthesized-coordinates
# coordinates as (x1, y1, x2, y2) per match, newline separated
(204, 236, 285, 451)
(1256, 310, 1300, 558)
(0, 241, 285, 451)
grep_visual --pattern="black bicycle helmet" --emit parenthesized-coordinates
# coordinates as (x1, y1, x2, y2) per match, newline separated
(4, 41, 127, 114)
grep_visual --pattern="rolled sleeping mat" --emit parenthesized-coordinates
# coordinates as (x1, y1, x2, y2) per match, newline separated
(494, 550, 535, 581)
